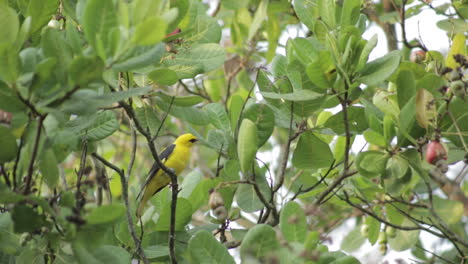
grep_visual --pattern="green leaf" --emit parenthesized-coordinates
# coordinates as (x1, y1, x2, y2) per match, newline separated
(94, 246, 131, 264)
(366, 214, 381, 245)
(261, 89, 324, 102)
(26, 0, 60, 33)
(306, 52, 334, 89)
(240, 224, 279, 259)
(356, 34, 378, 71)
(340, 0, 361, 27)
(205, 103, 231, 131)
(144, 245, 169, 259)
(340, 226, 366, 252)
(64, 111, 119, 141)
(148, 68, 178, 85)
(358, 50, 401, 86)
(247, 0, 268, 42)
(69, 56, 104, 86)
(162, 44, 225, 79)
(188, 230, 236, 264)
(132, 16, 167, 46)
(432, 196, 463, 225)
(135, 105, 161, 136)
(446, 33, 466, 69)
(229, 95, 244, 132)
(293, 0, 316, 31)
(59, 87, 152, 114)
(12, 205, 47, 233)
(112, 44, 165, 71)
(396, 70, 416, 109)
(155, 197, 193, 231)
(363, 130, 386, 148)
(280, 201, 307, 243)
(39, 149, 59, 189)
(292, 132, 334, 169)
(436, 19, 468, 33)
(388, 218, 420, 251)
(86, 204, 125, 225)
(0, 126, 18, 163)
(386, 155, 409, 179)
(82, 0, 118, 57)
(0, 5, 19, 46)
(155, 92, 204, 107)
(237, 119, 258, 173)
(243, 104, 275, 147)
(355, 151, 389, 177)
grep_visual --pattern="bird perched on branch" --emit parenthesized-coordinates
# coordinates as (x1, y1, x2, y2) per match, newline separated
(136, 133, 198, 218)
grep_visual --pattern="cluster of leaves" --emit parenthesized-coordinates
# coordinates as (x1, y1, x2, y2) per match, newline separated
(0, 0, 467, 263)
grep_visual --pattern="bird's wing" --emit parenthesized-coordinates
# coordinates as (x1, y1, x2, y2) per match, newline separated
(136, 144, 176, 201)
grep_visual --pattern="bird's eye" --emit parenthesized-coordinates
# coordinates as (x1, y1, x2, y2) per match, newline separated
(189, 138, 198, 143)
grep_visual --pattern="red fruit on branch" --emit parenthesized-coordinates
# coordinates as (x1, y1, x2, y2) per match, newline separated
(410, 50, 426, 63)
(426, 141, 447, 164)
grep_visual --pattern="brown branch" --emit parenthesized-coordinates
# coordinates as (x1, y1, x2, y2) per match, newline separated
(398, 0, 428, 51)
(118, 96, 179, 263)
(23, 115, 46, 195)
(272, 102, 295, 193)
(290, 160, 337, 201)
(178, 80, 211, 102)
(0, 165, 11, 187)
(92, 153, 149, 264)
(75, 139, 88, 210)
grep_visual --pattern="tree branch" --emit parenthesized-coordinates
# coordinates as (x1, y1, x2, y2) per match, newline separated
(92, 153, 149, 264)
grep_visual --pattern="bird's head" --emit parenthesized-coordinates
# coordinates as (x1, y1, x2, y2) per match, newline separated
(174, 133, 198, 147)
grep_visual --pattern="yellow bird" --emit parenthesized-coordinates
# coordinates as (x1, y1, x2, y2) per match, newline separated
(136, 133, 198, 218)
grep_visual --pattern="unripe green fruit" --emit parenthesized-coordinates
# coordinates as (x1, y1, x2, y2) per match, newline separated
(378, 243, 388, 255)
(378, 231, 387, 244)
(360, 224, 369, 237)
(385, 226, 396, 238)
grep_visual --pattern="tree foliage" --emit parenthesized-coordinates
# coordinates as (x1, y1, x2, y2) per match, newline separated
(0, 0, 467, 263)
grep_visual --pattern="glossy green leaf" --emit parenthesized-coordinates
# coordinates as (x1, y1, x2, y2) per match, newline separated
(340, 0, 361, 27)
(240, 224, 279, 259)
(388, 218, 420, 251)
(155, 197, 193, 231)
(39, 149, 59, 189)
(162, 44, 225, 79)
(280, 201, 307, 243)
(64, 111, 119, 141)
(112, 44, 165, 71)
(0, 126, 18, 163)
(436, 19, 468, 33)
(396, 70, 415, 109)
(188, 230, 235, 264)
(237, 119, 258, 173)
(69, 56, 104, 86)
(86, 204, 125, 225)
(132, 16, 167, 46)
(82, 0, 118, 57)
(293, 0, 316, 30)
(292, 132, 334, 169)
(366, 214, 381, 245)
(356, 34, 378, 71)
(26, 0, 60, 33)
(0, 5, 19, 46)
(340, 225, 366, 252)
(155, 92, 204, 107)
(135, 105, 161, 136)
(355, 151, 389, 177)
(243, 103, 275, 147)
(144, 245, 169, 259)
(94, 246, 131, 264)
(358, 50, 401, 86)
(363, 130, 386, 148)
(433, 196, 463, 225)
(261, 89, 324, 102)
(148, 68, 178, 85)
(247, 0, 268, 42)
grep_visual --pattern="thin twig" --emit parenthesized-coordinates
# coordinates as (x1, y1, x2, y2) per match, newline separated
(23, 115, 46, 195)
(92, 153, 149, 264)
